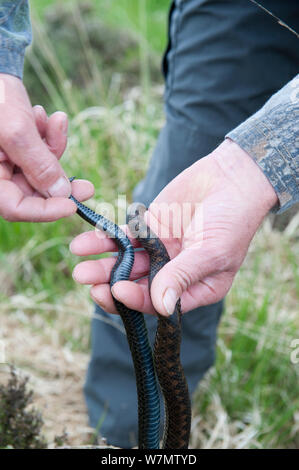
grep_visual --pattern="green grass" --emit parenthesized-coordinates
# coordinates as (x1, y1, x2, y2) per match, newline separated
(31, 0, 169, 53)
(0, 0, 298, 449)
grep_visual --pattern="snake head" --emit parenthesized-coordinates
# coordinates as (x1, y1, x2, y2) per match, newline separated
(127, 202, 156, 243)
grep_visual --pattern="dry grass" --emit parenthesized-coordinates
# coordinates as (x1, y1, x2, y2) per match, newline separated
(0, 297, 92, 446)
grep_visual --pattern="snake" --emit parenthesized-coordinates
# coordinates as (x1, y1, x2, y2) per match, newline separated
(69, 180, 191, 449)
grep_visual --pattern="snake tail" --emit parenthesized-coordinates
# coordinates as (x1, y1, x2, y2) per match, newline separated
(128, 204, 192, 449)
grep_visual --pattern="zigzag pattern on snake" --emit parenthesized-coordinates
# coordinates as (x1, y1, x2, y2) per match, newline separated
(69, 183, 191, 449)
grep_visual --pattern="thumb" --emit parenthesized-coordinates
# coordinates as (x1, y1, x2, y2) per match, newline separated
(0, 74, 70, 197)
(1, 120, 71, 197)
(150, 248, 207, 317)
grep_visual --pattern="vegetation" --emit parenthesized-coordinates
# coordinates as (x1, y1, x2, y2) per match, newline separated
(0, 366, 46, 449)
(0, 366, 68, 448)
(0, 0, 298, 448)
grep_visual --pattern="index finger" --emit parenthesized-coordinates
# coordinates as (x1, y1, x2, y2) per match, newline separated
(70, 226, 142, 256)
(0, 180, 76, 222)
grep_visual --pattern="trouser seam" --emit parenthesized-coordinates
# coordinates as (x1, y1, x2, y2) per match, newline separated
(165, 0, 184, 103)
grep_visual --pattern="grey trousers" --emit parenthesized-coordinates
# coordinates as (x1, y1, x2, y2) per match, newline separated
(84, 0, 299, 448)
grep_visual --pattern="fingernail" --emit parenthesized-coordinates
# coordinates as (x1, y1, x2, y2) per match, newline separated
(90, 289, 107, 311)
(61, 114, 68, 136)
(111, 285, 121, 301)
(0, 149, 8, 161)
(163, 288, 178, 316)
(48, 176, 71, 197)
(34, 105, 43, 116)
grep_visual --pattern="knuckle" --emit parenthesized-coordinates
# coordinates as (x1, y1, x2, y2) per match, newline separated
(172, 264, 194, 292)
(211, 248, 240, 273)
(211, 253, 229, 271)
(215, 253, 234, 272)
(33, 159, 56, 183)
(207, 238, 235, 272)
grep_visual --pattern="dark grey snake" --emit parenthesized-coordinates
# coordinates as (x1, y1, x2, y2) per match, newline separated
(69, 180, 191, 449)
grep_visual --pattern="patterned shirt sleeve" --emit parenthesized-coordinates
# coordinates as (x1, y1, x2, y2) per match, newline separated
(0, 0, 32, 79)
(227, 75, 299, 213)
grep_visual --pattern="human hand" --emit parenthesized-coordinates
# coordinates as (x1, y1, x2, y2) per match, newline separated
(0, 73, 92, 221)
(71, 139, 278, 316)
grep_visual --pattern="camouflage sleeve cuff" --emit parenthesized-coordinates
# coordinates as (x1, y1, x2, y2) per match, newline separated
(0, 0, 32, 80)
(226, 75, 299, 214)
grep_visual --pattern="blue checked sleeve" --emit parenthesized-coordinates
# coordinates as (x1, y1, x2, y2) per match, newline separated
(0, 0, 32, 79)
(227, 75, 299, 213)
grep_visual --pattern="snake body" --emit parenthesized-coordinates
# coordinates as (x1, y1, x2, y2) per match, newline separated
(128, 204, 191, 448)
(70, 189, 191, 448)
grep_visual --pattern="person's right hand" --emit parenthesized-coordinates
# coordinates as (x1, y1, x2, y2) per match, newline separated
(0, 73, 92, 222)
(71, 139, 278, 317)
